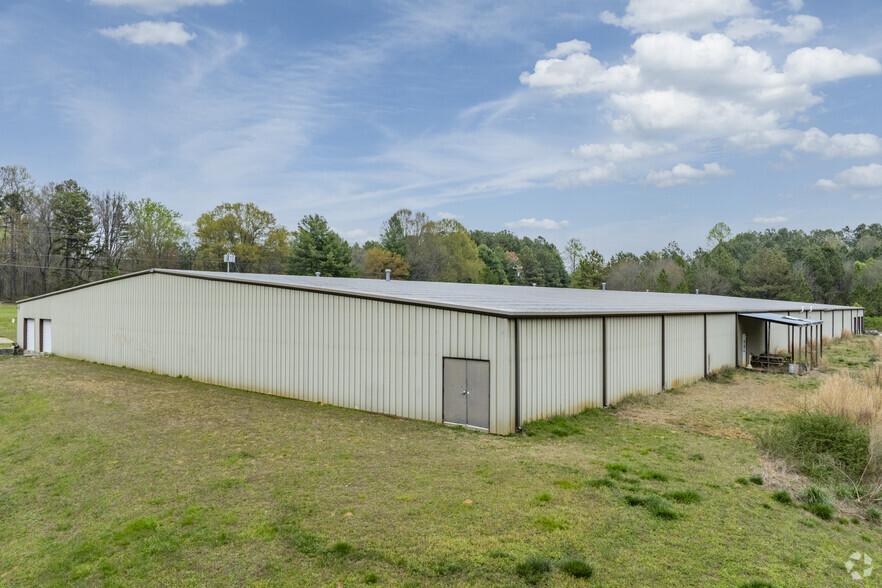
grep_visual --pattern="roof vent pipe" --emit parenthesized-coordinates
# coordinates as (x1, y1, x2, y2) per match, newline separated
(696, 289, 699, 295)
(385, 269, 391, 281)
(601, 282, 606, 291)
(315, 272, 321, 277)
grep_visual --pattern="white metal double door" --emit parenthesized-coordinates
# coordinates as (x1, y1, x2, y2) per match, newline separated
(442, 358, 490, 430)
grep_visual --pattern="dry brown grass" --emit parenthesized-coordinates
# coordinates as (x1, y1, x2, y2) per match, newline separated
(812, 372, 882, 426)
(809, 361, 882, 499)
(842, 328, 853, 340)
(612, 371, 820, 439)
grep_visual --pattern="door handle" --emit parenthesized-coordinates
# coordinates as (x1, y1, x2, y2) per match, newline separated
(462, 389, 469, 395)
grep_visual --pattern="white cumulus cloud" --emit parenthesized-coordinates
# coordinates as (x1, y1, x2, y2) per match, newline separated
(99, 21, 195, 45)
(644, 162, 733, 187)
(753, 216, 788, 223)
(600, 0, 756, 33)
(504, 218, 571, 230)
(815, 163, 882, 191)
(783, 47, 881, 84)
(91, 0, 231, 15)
(520, 30, 881, 151)
(435, 211, 462, 220)
(573, 141, 677, 162)
(795, 128, 882, 159)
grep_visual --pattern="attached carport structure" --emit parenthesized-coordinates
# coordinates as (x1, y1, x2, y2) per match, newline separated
(738, 312, 823, 371)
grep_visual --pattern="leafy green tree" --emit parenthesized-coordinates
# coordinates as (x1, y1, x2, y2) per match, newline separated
(477, 244, 510, 285)
(128, 198, 187, 270)
(688, 256, 731, 295)
(707, 222, 732, 248)
(801, 243, 846, 304)
(532, 237, 569, 287)
(380, 214, 406, 257)
(51, 179, 95, 287)
(288, 214, 353, 277)
(518, 246, 543, 285)
(434, 219, 484, 283)
(564, 238, 585, 274)
(570, 249, 606, 289)
(740, 247, 804, 300)
(195, 202, 290, 273)
(364, 247, 409, 279)
(656, 269, 672, 292)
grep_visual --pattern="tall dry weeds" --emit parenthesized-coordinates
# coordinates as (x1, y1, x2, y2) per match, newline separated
(811, 361, 882, 493)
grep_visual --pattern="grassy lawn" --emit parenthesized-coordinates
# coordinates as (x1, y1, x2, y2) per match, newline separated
(0, 304, 16, 346)
(1, 346, 882, 586)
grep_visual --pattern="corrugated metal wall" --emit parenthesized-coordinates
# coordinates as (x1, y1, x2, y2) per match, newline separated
(17, 273, 517, 434)
(663, 315, 704, 389)
(768, 315, 790, 354)
(706, 313, 736, 372)
(822, 310, 834, 339)
(518, 317, 603, 422)
(607, 316, 662, 404)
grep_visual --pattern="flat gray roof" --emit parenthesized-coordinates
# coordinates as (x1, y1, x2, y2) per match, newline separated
(151, 270, 863, 317)
(19, 269, 862, 317)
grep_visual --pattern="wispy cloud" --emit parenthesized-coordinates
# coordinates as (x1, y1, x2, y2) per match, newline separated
(556, 163, 619, 187)
(91, 0, 232, 15)
(644, 162, 733, 187)
(573, 141, 677, 162)
(99, 21, 195, 45)
(504, 218, 570, 230)
(753, 215, 788, 223)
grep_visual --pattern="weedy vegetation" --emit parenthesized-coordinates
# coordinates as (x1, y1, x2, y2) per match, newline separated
(3, 337, 882, 585)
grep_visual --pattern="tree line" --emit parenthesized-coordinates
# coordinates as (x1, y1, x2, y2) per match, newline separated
(1, 165, 880, 316)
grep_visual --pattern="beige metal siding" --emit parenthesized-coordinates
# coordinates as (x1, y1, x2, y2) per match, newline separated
(768, 315, 791, 355)
(822, 310, 834, 340)
(518, 317, 603, 422)
(17, 272, 516, 434)
(663, 315, 704, 389)
(707, 313, 736, 372)
(607, 316, 662, 403)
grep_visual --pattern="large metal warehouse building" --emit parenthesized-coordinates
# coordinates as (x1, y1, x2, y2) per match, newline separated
(17, 269, 864, 435)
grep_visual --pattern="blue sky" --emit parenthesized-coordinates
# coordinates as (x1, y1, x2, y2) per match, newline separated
(2, 0, 882, 256)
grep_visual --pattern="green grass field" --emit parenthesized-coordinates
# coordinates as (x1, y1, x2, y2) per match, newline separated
(1, 346, 881, 586)
(0, 304, 16, 346)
